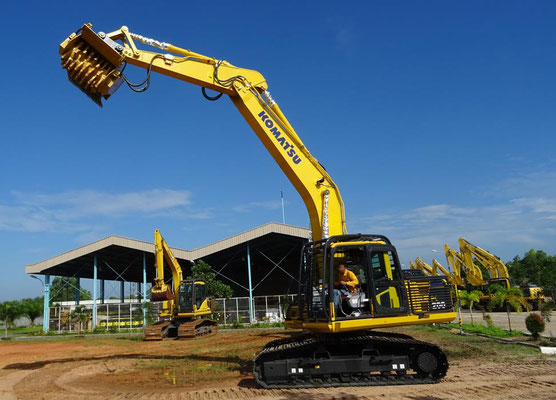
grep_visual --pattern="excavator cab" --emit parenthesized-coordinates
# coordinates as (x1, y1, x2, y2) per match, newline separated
(177, 280, 210, 313)
(292, 234, 414, 324)
(287, 234, 455, 331)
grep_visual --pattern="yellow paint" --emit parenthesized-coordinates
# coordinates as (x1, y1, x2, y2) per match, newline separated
(287, 312, 457, 333)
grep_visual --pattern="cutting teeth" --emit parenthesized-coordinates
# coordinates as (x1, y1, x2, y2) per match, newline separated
(60, 40, 118, 107)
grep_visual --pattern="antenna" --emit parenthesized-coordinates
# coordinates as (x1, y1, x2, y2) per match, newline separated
(281, 190, 286, 224)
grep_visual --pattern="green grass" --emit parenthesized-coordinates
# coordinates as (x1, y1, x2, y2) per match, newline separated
(220, 321, 285, 330)
(2, 325, 43, 335)
(400, 325, 539, 361)
(445, 322, 524, 337)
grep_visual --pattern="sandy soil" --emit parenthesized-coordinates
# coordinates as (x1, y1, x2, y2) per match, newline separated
(0, 329, 554, 400)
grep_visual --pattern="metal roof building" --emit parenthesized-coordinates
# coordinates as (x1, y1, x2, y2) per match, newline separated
(26, 223, 309, 330)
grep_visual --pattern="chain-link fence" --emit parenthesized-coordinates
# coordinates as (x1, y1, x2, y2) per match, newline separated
(211, 294, 297, 325)
(49, 294, 297, 331)
(49, 302, 145, 332)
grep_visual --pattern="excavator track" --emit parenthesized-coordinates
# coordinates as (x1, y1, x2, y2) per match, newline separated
(143, 320, 172, 341)
(253, 330, 448, 389)
(144, 319, 217, 340)
(177, 319, 218, 339)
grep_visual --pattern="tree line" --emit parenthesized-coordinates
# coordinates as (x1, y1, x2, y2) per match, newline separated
(0, 297, 43, 330)
(506, 249, 556, 294)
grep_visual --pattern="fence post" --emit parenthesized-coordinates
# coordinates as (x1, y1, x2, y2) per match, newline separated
(142, 252, 147, 327)
(265, 296, 268, 319)
(223, 298, 227, 325)
(235, 298, 239, 322)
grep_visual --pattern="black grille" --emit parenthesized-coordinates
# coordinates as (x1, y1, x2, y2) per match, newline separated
(406, 276, 453, 314)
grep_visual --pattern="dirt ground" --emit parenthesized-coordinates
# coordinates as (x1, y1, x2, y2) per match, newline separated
(0, 327, 554, 400)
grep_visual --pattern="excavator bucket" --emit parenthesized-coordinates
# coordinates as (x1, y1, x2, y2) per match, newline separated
(59, 24, 125, 107)
(151, 286, 174, 302)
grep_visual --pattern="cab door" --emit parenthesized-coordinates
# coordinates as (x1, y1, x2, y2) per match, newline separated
(368, 247, 408, 316)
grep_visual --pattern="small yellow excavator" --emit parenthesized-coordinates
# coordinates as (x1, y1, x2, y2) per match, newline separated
(59, 23, 456, 388)
(145, 229, 217, 340)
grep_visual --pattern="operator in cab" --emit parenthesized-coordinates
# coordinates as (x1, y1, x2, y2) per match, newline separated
(333, 263, 359, 311)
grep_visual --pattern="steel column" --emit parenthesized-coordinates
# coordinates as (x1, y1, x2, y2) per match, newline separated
(100, 279, 105, 304)
(120, 280, 125, 303)
(75, 277, 80, 305)
(247, 245, 254, 323)
(93, 255, 97, 328)
(142, 252, 147, 327)
(42, 275, 50, 331)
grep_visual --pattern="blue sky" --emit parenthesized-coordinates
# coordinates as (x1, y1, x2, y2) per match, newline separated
(1, 1, 555, 301)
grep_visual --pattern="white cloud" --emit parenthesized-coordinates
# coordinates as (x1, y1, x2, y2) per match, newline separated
(11, 189, 191, 217)
(351, 196, 556, 265)
(349, 169, 556, 264)
(0, 189, 195, 233)
(232, 200, 283, 213)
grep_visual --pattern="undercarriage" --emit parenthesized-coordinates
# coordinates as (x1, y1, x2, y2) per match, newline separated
(144, 318, 218, 340)
(254, 330, 448, 388)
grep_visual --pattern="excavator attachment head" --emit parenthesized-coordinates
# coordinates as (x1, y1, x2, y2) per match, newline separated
(151, 279, 174, 302)
(59, 24, 125, 107)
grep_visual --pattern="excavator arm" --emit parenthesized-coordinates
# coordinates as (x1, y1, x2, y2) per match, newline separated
(413, 257, 434, 276)
(444, 244, 486, 287)
(432, 259, 464, 287)
(152, 229, 184, 303)
(458, 238, 510, 287)
(413, 257, 463, 287)
(59, 23, 346, 241)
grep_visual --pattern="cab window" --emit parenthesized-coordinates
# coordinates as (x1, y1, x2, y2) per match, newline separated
(195, 283, 206, 309)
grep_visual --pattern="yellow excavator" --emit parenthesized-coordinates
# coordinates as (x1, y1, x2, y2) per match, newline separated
(59, 23, 456, 388)
(458, 238, 545, 309)
(144, 229, 218, 340)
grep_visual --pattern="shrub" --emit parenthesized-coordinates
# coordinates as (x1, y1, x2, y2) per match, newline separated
(525, 313, 545, 340)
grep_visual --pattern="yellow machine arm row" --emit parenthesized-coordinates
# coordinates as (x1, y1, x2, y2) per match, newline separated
(59, 23, 345, 242)
(458, 238, 510, 285)
(457, 237, 545, 308)
(444, 243, 486, 287)
(412, 257, 463, 288)
(432, 259, 464, 287)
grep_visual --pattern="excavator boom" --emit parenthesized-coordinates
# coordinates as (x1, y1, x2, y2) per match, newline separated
(59, 23, 345, 242)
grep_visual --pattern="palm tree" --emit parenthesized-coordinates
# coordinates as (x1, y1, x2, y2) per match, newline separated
(71, 306, 91, 333)
(488, 286, 529, 332)
(458, 290, 482, 324)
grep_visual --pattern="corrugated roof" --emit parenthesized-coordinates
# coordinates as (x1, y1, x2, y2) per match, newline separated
(25, 222, 310, 275)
